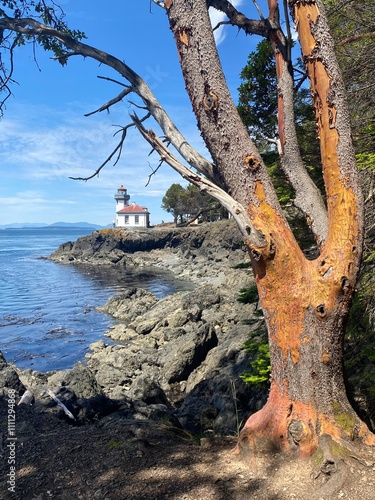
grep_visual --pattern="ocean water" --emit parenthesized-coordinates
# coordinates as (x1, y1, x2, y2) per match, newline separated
(0, 227, 190, 372)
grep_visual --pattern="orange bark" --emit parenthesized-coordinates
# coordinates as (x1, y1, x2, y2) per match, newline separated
(236, 382, 375, 457)
(237, 0, 375, 457)
(240, 180, 374, 453)
(267, 0, 287, 151)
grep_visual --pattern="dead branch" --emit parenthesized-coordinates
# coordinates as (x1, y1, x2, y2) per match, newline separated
(131, 113, 267, 250)
(207, 0, 267, 37)
(69, 132, 125, 181)
(84, 86, 133, 117)
(145, 158, 164, 187)
(144, 136, 172, 186)
(151, 0, 166, 9)
(212, 20, 230, 32)
(69, 113, 151, 181)
(252, 0, 265, 20)
(0, 16, 218, 185)
(0, 33, 21, 112)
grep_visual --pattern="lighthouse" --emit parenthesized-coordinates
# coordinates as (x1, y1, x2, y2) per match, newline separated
(114, 185, 150, 228)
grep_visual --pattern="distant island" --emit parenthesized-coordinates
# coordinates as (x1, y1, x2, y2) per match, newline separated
(0, 222, 107, 230)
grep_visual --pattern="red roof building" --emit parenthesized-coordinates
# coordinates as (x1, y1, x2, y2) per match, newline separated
(114, 187, 150, 228)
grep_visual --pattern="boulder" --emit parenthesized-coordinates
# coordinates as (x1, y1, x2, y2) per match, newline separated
(0, 351, 26, 396)
(59, 362, 103, 399)
(97, 288, 158, 322)
(162, 324, 218, 384)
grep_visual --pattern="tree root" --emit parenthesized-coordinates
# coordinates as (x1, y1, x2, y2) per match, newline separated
(233, 387, 375, 466)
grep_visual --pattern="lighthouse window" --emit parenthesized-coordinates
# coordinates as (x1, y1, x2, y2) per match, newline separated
(125, 216, 129, 224)
(135, 215, 139, 224)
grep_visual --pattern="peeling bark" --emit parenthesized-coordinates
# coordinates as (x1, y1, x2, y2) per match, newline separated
(267, 0, 328, 247)
(235, 0, 373, 456)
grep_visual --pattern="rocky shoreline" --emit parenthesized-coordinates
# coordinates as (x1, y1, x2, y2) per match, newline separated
(0, 220, 268, 436)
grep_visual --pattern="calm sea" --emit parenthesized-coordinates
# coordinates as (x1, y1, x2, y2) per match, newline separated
(0, 227, 190, 372)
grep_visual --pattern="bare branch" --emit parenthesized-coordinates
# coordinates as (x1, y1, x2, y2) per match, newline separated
(283, 0, 292, 61)
(69, 113, 151, 181)
(145, 158, 164, 187)
(69, 130, 126, 181)
(84, 86, 133, 117)
(294, 72, 308, 92)
(96, 75, 128, 88)
(252, 0, 265, 20)
(127, 100, 148, 111)
(151, 0, 166, 9)
(0, 16, 218, 185)
(0, 32, 22, 113)
(131, 113, 267, 249)
(212, 20, 230, 32)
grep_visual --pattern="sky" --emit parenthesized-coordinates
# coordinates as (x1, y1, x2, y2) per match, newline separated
(0, 0, 265, 227)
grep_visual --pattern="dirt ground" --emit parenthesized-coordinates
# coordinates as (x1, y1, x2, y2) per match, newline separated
(1, 401, 375, 500)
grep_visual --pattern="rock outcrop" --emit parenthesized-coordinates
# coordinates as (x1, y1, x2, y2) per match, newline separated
(49, 220, 248, 285)
(4, 220, 269, 436)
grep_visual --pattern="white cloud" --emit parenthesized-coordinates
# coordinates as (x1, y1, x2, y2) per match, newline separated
(209, 0, 245, 46)
(0, 100, 207, 225)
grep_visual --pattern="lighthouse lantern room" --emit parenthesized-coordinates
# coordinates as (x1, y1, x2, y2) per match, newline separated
(114, 185, 130, 212)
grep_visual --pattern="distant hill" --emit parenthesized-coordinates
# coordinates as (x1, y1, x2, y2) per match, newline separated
(0, 222, 107, 230)
(0, 222, 48, 229)
(49, 222, 104, 229)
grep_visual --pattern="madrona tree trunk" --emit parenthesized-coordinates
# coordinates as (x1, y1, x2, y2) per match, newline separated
(166, 0, 375, 457)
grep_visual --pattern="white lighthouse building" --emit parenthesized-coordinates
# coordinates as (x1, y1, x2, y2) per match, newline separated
(114, 185, 150, 228)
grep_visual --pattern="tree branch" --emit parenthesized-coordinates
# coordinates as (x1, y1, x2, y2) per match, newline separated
(252, 0, 265, 20)
(267, 0, 328, 247)
(69, 128, 126, 181)
(132, 113, 267, 249)
(338, 32, 375, 46)
(151, 0, 166, 9)
(0, 16, 219, 185)
(207, 0, 267, 37)
(84, 84, 133, 117)
(287, 0, 364, 263)
(0, 32, 21, 115)
(69, 112, 150, 181)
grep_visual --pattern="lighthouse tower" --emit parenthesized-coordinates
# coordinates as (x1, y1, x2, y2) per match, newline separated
(114, 185, 130, 213)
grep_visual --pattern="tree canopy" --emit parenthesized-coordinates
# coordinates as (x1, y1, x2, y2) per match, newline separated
(161, 183, 186, 224)
(162, 183, 224, 225)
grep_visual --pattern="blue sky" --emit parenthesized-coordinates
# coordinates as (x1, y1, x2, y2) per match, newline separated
(0, 1, 264, 226)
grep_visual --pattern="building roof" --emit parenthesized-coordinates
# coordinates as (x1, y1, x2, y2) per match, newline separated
(117, 202, 149, 214)
(117, 185, 127, 191)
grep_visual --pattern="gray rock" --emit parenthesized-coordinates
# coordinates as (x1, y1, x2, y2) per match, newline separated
(97, 288, 158, 323)
(162, 324, 218, 384)
(129, 375, 171, 407)
(0, 366, 25, 396)
(60, 362, 103, 399)
(39, 221, 268, 434)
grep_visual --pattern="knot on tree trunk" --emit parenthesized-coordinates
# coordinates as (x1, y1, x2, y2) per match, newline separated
(288, 419, 310, 446)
